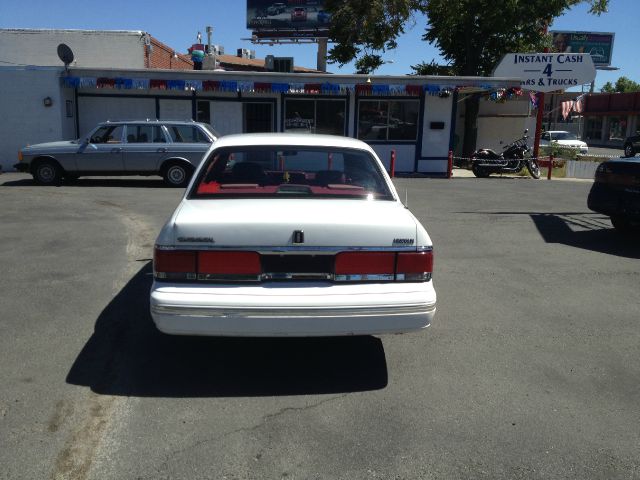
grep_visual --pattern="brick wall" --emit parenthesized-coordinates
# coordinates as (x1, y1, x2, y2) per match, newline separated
(147, 37, 193, 70)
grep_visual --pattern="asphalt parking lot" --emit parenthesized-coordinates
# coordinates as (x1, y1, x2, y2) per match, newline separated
(1, 172, 638, 480)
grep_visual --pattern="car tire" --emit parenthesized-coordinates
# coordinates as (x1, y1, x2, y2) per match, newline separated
(163, 161, 194, 188)
(32, 159, 63, 186)
(610, 216, 639, 234)
(623, 144, 635, 158)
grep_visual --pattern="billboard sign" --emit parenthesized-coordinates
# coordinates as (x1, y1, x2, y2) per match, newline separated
(493, 53, 596, 92)
(247, 0, 331, 34)
(551, 31, 614, 67)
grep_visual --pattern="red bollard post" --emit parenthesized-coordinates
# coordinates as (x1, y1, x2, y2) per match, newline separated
(390, 150, 396, 178)
(447, 150, 453, 179)
(547, 152, 553, 180)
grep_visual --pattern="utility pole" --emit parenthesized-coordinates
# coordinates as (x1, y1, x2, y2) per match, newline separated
(532, 23, 549, 161)
(317, 38, 328, 72)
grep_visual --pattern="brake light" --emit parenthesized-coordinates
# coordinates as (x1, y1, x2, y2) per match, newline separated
(154, 249, 196, 280)
(396, 251, 433, 281)
(198, 251, 260, 280)
(334, 250, 433, 282)
(335, 252, 395, 281)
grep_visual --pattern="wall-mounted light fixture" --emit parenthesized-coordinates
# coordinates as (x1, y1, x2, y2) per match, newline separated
(43, 97, 53, 107)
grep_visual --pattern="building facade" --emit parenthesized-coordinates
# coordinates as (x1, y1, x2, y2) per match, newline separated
(581, 92, 640, 147)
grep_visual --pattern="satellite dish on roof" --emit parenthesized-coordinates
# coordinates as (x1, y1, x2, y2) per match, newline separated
(57, 43, 74, 67)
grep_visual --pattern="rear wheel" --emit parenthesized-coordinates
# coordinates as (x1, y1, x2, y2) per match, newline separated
(163, 161, 194, 188)
(32, 159, 63, 186)
(610, 216, 639, 234)
(623, 144, 635, 158)
(527, 159, 541, 179)
(471, 161, 490, 178)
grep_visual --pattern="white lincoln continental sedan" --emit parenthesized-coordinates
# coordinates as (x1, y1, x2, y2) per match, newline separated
(150, 133, 436, 336)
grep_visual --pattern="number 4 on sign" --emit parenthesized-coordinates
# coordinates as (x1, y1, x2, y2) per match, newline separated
(543, 64, 552, 77)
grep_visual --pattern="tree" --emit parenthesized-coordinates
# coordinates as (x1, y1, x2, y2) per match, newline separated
(326, 0, 608, 156)
(601, 76, 640, 93)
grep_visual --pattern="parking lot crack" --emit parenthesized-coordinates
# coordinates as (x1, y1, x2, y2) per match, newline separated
(160, 393, 348, 471)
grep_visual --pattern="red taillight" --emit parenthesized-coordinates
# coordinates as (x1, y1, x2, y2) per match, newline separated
(154, 249, 197, 280)
(334, 250, 433, 282)
(335, 252, 395, 281)
(198, 251, 260, 279)
(154, 248, 261, 281)
(397, 251, 433, 281)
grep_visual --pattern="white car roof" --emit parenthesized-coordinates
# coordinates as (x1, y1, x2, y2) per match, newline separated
(212, 133, 375, 152)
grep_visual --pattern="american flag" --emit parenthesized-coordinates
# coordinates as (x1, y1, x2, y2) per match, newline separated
(561, 100, 574, 120)
(574, 94, 585, 114)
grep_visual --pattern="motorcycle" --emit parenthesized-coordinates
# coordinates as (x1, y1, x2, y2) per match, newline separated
(471, 129, 541, 179)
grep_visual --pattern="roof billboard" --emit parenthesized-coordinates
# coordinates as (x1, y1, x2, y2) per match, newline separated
(247, 0, 331, 36)
(551, 31, 615, 67)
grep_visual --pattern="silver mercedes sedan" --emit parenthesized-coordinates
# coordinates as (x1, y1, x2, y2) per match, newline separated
(15, 120, 220, 187)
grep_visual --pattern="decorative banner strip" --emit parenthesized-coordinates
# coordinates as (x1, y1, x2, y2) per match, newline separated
(184, 80, 202, 91)
(425, 85, 441, 96)
(271, 83, 290, 93)
(203, 80, 219, 91)
(167, 80, 186, 91)
(321, 82, 340, 94)
(254, 82, 272, 92)
(219, 80, 237, 92)
(115, 78, 133, 89)
(289, 83, 305, 93)
(61, 77, 80, 88)
(131, 78, 150, 89)
(355, 84, 372, 95)
(372, 84, 390, 95)
(304, 83, 322, 94)
(238, 81, 254, 92)
(150, 79, 167, 90)
(405, 85, 422, 95)
(80, 77, 97, 88)
(97, 77, 115, 88)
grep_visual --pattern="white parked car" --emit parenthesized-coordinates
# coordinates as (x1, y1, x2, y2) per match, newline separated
(540, 131, 588, 155)
(150, 133, 436, 336)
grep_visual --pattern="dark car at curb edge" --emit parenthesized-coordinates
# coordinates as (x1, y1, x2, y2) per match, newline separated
(588, 157, 640, 233)
(14, 120, 220, 187)
(623, 133, 640, 158)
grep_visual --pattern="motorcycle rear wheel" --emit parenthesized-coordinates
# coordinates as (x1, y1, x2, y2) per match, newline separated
(472, 162, 491, 178)
(527, 160, 541, 179)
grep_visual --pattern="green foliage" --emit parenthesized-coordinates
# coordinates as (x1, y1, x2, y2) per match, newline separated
(325, 0, 608, 75)
(325, 0, 418, 74)
(600, 76, 640, 93)
(410, 60, 455, 76)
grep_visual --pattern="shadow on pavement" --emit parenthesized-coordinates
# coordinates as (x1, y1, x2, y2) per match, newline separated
(1, 177, 168, 188)
(458, 211, 640, 259)
(66, 263, 388, 398)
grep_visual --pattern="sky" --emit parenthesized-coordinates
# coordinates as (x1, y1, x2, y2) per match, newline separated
(0, 0, 637, 91)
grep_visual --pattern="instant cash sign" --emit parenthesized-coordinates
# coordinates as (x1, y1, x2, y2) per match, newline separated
(492, 53, 596, 92)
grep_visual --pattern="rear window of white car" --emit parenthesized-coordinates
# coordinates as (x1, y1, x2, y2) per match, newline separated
(190, 146, 394, 200)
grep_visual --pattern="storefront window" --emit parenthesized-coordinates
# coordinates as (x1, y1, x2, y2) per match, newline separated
(607, 116, 627, 141)
(584, 117, 603, 142)
(284, 99, 346, 135)
(358, 100, 419, 141)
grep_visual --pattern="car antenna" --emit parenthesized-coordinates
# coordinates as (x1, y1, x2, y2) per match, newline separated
(404, 189, 409, 208)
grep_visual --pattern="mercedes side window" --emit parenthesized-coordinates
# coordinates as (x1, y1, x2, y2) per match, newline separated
(126, 125, 166, 143)
(167, 126, 212, 144)
(90, 125, 124, 144)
